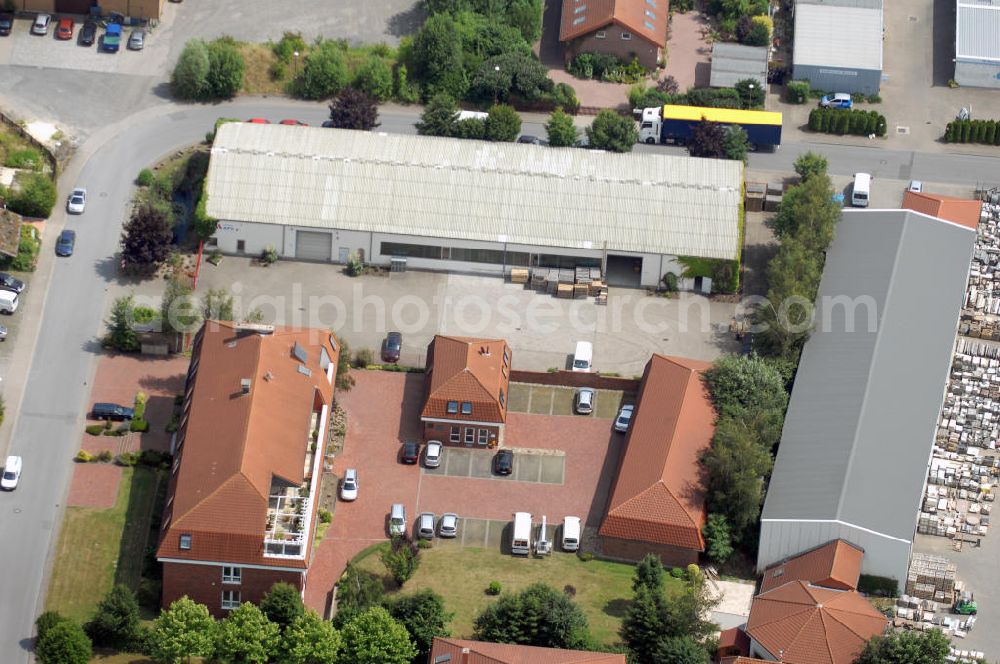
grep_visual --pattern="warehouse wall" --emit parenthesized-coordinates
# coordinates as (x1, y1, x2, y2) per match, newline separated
(955, 61, 1000, 89)
(758, 519, 912, 585)
(793, 65, 882, 95)
(210, 220, 284, 256)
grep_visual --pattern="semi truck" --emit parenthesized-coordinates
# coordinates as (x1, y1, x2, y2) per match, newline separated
(638, 105, 783, 151)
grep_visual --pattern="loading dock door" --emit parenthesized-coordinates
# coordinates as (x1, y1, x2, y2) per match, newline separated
(605, 255, 642, 288)
(295, 231, 332, 262)
(56, 0, 94, 13)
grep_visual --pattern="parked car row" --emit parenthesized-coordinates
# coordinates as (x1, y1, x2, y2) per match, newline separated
(3, 13, 146, 51)
(0, 271, 25, 317)
(400, 439, 518, 476)
(572, 387, 634, 433)
(393, 504, 460, 539)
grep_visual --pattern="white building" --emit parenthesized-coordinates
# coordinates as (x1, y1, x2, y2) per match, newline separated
(954, 0, 1000, 88)
(203, 123, 743, 288)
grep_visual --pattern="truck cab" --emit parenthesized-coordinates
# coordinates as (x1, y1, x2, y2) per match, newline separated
(639, 107, 662, 144)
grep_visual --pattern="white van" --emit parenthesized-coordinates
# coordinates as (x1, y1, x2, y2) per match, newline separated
(0, 290, 18, 314)
(572, 341, 593, 372)
(512, 512, 532, 556)
(851, 173, 871, 207)
(561, 516, 581, 552)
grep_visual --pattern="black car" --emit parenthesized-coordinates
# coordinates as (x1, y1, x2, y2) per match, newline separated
(0, 273, 25, 294)
(0, 13, 13, 36)
(79, 20, 97, 46)
(382, 331, 402, 363)
(494, 449, 514, 476)
(321, 120, 335, 128)
(56, 229, 76, 256)
(92, 402, 135, 421)
(401, 440, 420, 464)
(517, 135, 547, 146)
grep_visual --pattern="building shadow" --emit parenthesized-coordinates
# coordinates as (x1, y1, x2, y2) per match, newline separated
(539, 0, 565, 65)
(397, 372, 426, 441)
(694, 61, 712, 87)
(584, 431, 626, 528)
(932, 0, 955, 87)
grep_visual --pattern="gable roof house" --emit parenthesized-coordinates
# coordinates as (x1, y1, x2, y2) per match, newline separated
(422, 335, 512, 447)
(598, 354, 716, 566)
(759, 539, 864, 594)
(157, 321, 339, 616)
(559, 0, 668, 71)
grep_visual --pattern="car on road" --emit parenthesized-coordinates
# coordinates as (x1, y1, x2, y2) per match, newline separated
(279, 119, 308, 126)
(819, 93, 853, 109)
(389, 503, 406, 536)
(574, 388, 594, 415)
(67, 188, 86, 214)
(418, 512, 435, 539)
(401, 440, 419, 464)
(0, 325, 8, 341)
(0, 273, 25, 294)
(424, 440, 442, 468)
(517, 135, 547, 146)
(494, 449, 514, 475)
(247, 118, 270, 124)
(79, 20, 96, 46)
(1, 455, 21, 490)
(91, 402, 134, 421)
(55, 17, 73, 40)
(127, 28, 144, 50)
(0, 13, 13, 36)
(101, 23, 121, 52)
(382, 331, 402, 363)
(908, 180, 923, 193)
(31, 13, 50, 35)
(321, 120, 336, 128)
(614, 404, 634, 433)
(439, 512, 459, 538)
(55, 229, 76, 256)
(340, 468, 358, 501)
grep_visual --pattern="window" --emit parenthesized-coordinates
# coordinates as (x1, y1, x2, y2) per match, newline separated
(595, 30, 606, 39)
(461, 402, 472, 414)
(380, 242, 530, 267)
(646, 0, 656, 6)
(447, 401, 459, 414)
(503, 349, 510, 366)
(572, 16, 585, 25)
(478, 429, 489, 446)
(172, 456, 181, 475)
(222, 566, 242, 584)
(179, 534, 192, 550)
(320, 346, 331, 371)
(221, 590, 241, 610)
(328, 334, 338, 351)
(499, 391, 506, 407)
(236, 240, 246, 253)
(645, 9, 655, 18)
(643, 20, 655, 30)
(464, 427, 475, 445)
(450, 426, 460, 443)
(161, 514, 171, 531)
(573, 4, 586, 12)
(621, 31, 632, 40)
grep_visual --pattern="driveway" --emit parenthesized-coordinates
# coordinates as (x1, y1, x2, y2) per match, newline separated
(303, 370, 623, 614)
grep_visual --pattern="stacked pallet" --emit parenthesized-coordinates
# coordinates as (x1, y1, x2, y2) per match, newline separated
(528, 266, 607, 303)
(510, 268, 529, 284)
(906, 553, 957, 603)
(961, 202, 999, 333)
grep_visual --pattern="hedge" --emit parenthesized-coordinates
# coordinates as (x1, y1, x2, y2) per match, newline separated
(785, 80, 810, 104)
(858, 574, 898, 598)
(808, 108, 887, 137)
(944, 119, 1000, 144)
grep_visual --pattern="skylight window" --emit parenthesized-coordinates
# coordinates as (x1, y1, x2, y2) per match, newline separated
(645, 9, 655, 19)
(461, 402, 473, 414)
(572, 16, 586, 25)
(297, 365, 312, 377)
(646, 0, 656, 7)
(292, 341, 308, 364)
(574, 4, 586, 12)
(644, 20, 655, 30)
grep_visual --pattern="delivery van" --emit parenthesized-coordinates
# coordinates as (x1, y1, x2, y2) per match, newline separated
(572, 341, 593, 372)
(512, 512, 532, 556)
(851, 173, 871, 207)
(561, 516, 581, 552)
(0, 290, 18, 314)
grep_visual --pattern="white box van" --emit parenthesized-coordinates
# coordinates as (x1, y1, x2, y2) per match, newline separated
(512, 512, 532, 556)
(572, 341, 593, 372)
(561, 516, 581, 552)
(851, 173, 871, 208)
(0, 290, 18, 314)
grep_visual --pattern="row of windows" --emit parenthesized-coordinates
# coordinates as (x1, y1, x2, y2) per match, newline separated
(446, 401, 473, 415)
(381, 242, 531, 267)
(450, 426, 491, 445)
(595, 30, 632, 40)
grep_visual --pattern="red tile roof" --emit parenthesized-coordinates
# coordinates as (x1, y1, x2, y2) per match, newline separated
(559, 0, 668, 48)
(157, 322, 338, 568)
(720, 658, 773, 664)
(718, 627, 751, 656)
(422, 336, 510, 424)
(760, 539, 864, 594)
(599, 354, 715, 551)
(902, 191, 981, 230)
(429, 637, 626, 664)
(745, 581, 887, 664)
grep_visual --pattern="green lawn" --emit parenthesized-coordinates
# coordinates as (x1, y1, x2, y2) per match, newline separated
(507, 383, 531, 413)
(47, 467, 161, 623)
(527, 386, 554, 414)
(356, 545, 675, 646)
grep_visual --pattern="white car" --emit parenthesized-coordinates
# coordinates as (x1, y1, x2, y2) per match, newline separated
(614, 404, 634, 433)
(340, 468, 358, 501)
(908, 180, 923, 193)
(439, 512, 459, 538)
(31, 13, 51, 35)
(424, 440, 442, 468)
(1, 455, 22, 490)
(67, 188, 87, 214)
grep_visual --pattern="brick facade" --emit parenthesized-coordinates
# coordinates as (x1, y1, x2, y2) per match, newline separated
(564, 24, 661, 70)
(423, 420, 502, 447)
(598, 535, 700, 567)
(162, 561, 304, 618)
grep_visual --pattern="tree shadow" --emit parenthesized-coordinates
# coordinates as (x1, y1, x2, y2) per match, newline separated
(386, 4, 426, 38)
(603, 597, 631, 617)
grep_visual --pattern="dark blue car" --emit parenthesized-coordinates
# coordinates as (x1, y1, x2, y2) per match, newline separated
(56, 229, 76, 256)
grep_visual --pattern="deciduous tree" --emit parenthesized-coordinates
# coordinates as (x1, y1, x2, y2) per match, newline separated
(793, 151, 829, 182)
(688, 119, 726, 158)
(702, 513, 735, 564)
(36, 620, 91, 664)
(353, 57, 394, 102)
(296, 39, 349, 100)
(106, 294, 141, 352)
(121, 203, 173, 275)
(585, 110, 638, 153)
(702, 355, 789, 421)
(416, 94, 459, 137)
(259, 581, 305, 632)
(412, 14, 468, 100)
(85, 584, 141, 649)
(473, 582, 590, 649)
(854, 629, 955, 664)
(214, 603, 280, 664)
(545, 107, 578, 147)
(171, 39, 210, 99)
(387, 589, 452, 658)
(734, 78, 764, 109)
(339, 606, 417, 664)
(280, 610, 342, 664)
(328, 87, 381, 130)
(150, 597, 216, 664)
(205, 38, 245, 99)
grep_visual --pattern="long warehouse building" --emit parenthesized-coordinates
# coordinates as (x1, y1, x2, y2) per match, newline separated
(203, 123, 743, 288)
(758, 209, 975, 584)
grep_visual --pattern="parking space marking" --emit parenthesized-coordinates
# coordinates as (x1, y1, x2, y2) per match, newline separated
(423, 448, 564, 485)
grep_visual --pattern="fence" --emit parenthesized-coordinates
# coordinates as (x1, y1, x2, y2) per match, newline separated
(0, 109, 59, 178)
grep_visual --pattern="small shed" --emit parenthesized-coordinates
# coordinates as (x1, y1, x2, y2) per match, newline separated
(710, 43, 769, 89)
(0, 209, 23, 260)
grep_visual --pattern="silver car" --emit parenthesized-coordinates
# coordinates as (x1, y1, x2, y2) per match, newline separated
(31, 13, 50, 35)
(574, 388, 595, 415)
(614, 404, 634, 433)
(127, 28, 144, 50)
(418, 512, 435, 539)
(439, 512, 459, 538)
(389, 503, 406, 536)
(340, 468, 358, 501)
(424, 440, 442, 468)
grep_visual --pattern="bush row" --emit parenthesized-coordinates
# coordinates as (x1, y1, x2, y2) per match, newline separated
(629, 84, 742, 111)
(808, 108, 887, 137)
(944, 119, 1000, 145)
(568, 52, 646, 83)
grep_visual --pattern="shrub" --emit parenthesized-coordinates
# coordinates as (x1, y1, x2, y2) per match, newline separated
(417, 538, 433, 548)
(484, 104, 521, 142)
(260, 245, 278, 265)
(85, 424, 105, 436)
(786, 80, 810, 104)
(319, 509, 333, 524)
(5, 148, 43, 170)
(75, 450, 95, 463)
(669, 567, 686, 578)
(36, 620, 91, 664)
(577, 551, 594, 562)
(345, 251, 364, 276)
(7, 172, 57, 218)
(661, 272, 678, 292)
(381, 536, 421, 585)
(116, 451, 141, 466)
(97, 450, 114, 463)
(171, 39, 211, 99)
(354, 348, 374, 368)
(296, 39, 349, 100)
(205, 37, 245, 99)
(271, 31, 307, 63)
(487, 581, 502, 595)
(394, 64, 420, 103)
(354, 56, 394, 102)
(129, 418, 150, 433)
(268, 60, 286, 81)
(563, 584, 576, 597)
(36, 611, 69, 642)
(866, 93, 882, 103)
(140, 449, 172, 467)
(136, 169, 155, 187)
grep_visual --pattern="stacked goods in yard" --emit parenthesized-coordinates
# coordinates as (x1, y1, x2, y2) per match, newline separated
(961, 201, 1000, 339)
(905, 553, 957, 603)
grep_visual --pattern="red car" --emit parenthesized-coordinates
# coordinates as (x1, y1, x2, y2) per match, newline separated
(55, 17, 73, 40)
(246, 118, 271, 124)
(279, 119, 308, 126)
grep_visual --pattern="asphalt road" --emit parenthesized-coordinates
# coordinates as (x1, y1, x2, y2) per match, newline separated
(2, 95, 1000, 661)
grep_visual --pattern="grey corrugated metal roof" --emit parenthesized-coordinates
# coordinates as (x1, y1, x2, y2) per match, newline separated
(793, 0, 883, 71)
(205, 123, 742, 260)
(956, 0, 1000, 63)
(761, 210, 974, 542)
(710, 43, 768, 88)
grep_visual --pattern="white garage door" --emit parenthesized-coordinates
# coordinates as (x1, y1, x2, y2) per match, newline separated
(295, 231, 332, 262)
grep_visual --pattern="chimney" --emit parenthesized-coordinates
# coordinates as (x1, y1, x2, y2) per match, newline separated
(263, 371, 274, 382)
(461, 648, 470, 664)
(240, 378, 251, 395)
(480, 345, 491, 357)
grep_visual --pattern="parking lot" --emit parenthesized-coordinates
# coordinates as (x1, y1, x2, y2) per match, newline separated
(424, 447, 565, 485)
(507, 382, 634, 419)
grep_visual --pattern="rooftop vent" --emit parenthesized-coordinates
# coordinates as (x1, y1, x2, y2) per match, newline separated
(480, 346, 491, 356)
(240, 378, 251, 395)
(263, 371, 274, 382)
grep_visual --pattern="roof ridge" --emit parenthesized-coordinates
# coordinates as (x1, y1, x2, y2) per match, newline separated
(661, 481, 702, 531)
(237, 333, 265, 481)
(823, 593, 883, 640)
(437, 370, 495, 402)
